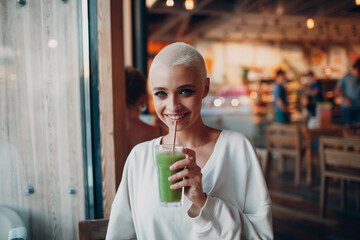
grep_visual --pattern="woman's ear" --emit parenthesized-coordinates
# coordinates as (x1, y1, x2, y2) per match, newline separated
(203, 77, 210, 98)
(137, 94, 148, 111)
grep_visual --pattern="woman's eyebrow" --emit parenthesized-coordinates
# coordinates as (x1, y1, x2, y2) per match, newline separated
(152, 87, 167, 91)
(177, 84, 196, 89)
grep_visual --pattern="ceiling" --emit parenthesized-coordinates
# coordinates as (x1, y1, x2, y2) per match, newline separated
(147, 0, 360, 43)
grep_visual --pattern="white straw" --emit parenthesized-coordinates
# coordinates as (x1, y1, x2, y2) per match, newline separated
(172, 121, 177, 152)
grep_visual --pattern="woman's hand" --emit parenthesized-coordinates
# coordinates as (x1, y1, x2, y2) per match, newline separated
(168, 148, 207, 210)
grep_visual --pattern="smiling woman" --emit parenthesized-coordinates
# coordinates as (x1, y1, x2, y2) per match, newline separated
(150, 65, 207, 133)
(106, 42, 273, 240)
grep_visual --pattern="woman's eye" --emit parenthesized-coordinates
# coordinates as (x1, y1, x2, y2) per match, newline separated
(154, 91, 167, 97)
(179, 89, 195, 95)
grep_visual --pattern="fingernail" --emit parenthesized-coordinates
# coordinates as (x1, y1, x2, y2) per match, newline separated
(170, 185, 175, 189)
(169, 165, 174, 170)
(168, 176, 173, 181)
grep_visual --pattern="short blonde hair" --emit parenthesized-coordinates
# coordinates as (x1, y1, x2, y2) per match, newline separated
(149, 42, 207, 84)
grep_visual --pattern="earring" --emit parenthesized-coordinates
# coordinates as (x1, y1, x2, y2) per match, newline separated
(139, 103, 147, 112)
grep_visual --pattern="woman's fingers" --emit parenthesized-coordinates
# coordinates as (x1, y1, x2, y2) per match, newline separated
(182, 148, 196, 161)
(170, 173, 202, 190)
(169, 164, 202, 188)
(168, 168, 190, 181)
(169, 148, 196, 171)
(168, 164, 201, 182)
(169, 158, 191, 171)
(170, 178, 192, 190)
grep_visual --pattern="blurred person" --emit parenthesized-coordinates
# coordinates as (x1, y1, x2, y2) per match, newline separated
(273, 70, 290, 123)
(107, 43, 273, 239)
(125, 66, 166, 156)
(335, 59, 360, 125)
(304, 71, 323, 117)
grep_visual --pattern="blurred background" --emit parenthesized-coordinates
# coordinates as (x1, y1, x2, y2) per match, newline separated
(1, 0, 360, 239)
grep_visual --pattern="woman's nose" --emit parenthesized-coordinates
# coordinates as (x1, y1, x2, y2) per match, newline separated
(167, 95, 181, 111)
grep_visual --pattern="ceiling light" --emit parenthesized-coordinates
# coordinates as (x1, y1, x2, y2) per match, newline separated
(185, 0, 194, 10)
(307, 18, 315, 29)
(166, 0, 174, 7)
(356, 0, 360, 6)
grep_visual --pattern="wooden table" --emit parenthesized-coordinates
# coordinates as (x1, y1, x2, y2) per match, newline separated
(301, 125, 344, 185)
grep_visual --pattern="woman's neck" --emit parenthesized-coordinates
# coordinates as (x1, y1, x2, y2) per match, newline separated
(165, 119, 215, 148)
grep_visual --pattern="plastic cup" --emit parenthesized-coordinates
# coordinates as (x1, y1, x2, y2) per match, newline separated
(155, 144, 186, 207)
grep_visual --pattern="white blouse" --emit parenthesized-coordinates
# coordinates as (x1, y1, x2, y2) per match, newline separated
(106, 130, 273, 240)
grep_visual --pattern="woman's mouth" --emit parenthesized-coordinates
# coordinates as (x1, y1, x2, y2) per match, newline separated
(166, 113, 189, 122)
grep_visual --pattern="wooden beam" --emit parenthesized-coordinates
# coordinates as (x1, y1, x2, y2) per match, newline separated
(149, 7, 228, 16)
(239, 0, 266, 12)
(285, 0, 324, 15)
(175, 0, 217, 40)
(148, 7, 186, 15)
(184, 0, 255, 40)
(110, 0, 127, 200)
(123, 0, 133, 66)
(321, 1, 352, 17)
(97, 0, 127, 219)
(175, 13, 192, 40)
(149, 14, 185, 41)
(149, 0, 216, 41)
(98, 0, 117, 219)
(184, 15, 231, 40)
(282, 0, 307, 15)
(234, 0, 251, 10)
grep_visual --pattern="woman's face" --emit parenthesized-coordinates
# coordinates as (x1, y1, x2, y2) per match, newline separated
(150, 65, 209, 132)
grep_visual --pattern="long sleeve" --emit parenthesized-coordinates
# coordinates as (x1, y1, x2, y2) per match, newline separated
(187, 132, 273, 239)
(106, 160, 137, 240)
(187, 196, 272, 239)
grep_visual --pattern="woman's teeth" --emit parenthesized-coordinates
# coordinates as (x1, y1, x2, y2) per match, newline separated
(168, 114, 185, 120)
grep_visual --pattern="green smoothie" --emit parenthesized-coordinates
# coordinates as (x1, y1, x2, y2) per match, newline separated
(156, 151, 186, 203)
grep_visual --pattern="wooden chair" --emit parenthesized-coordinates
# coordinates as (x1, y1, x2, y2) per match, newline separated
(343, 124, 360, 140)
(78, 219, 109, 240)
(319, 136, 360, 218)
(266, 123, 302, 185)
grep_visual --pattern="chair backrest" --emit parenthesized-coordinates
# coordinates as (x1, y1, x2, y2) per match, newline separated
(266, 123, 301, 155)
(343, 125, 360, 140)
(78, 219, 109, 240)
(319, 136, 360, 179)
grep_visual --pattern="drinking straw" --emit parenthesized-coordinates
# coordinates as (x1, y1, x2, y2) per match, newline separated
(172, 121, 177, 152)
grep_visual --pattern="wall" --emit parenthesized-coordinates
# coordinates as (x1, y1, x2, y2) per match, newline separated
(0, 0, 85, 239)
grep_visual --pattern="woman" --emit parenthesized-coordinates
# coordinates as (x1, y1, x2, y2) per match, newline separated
(106, 43, 273, 239)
